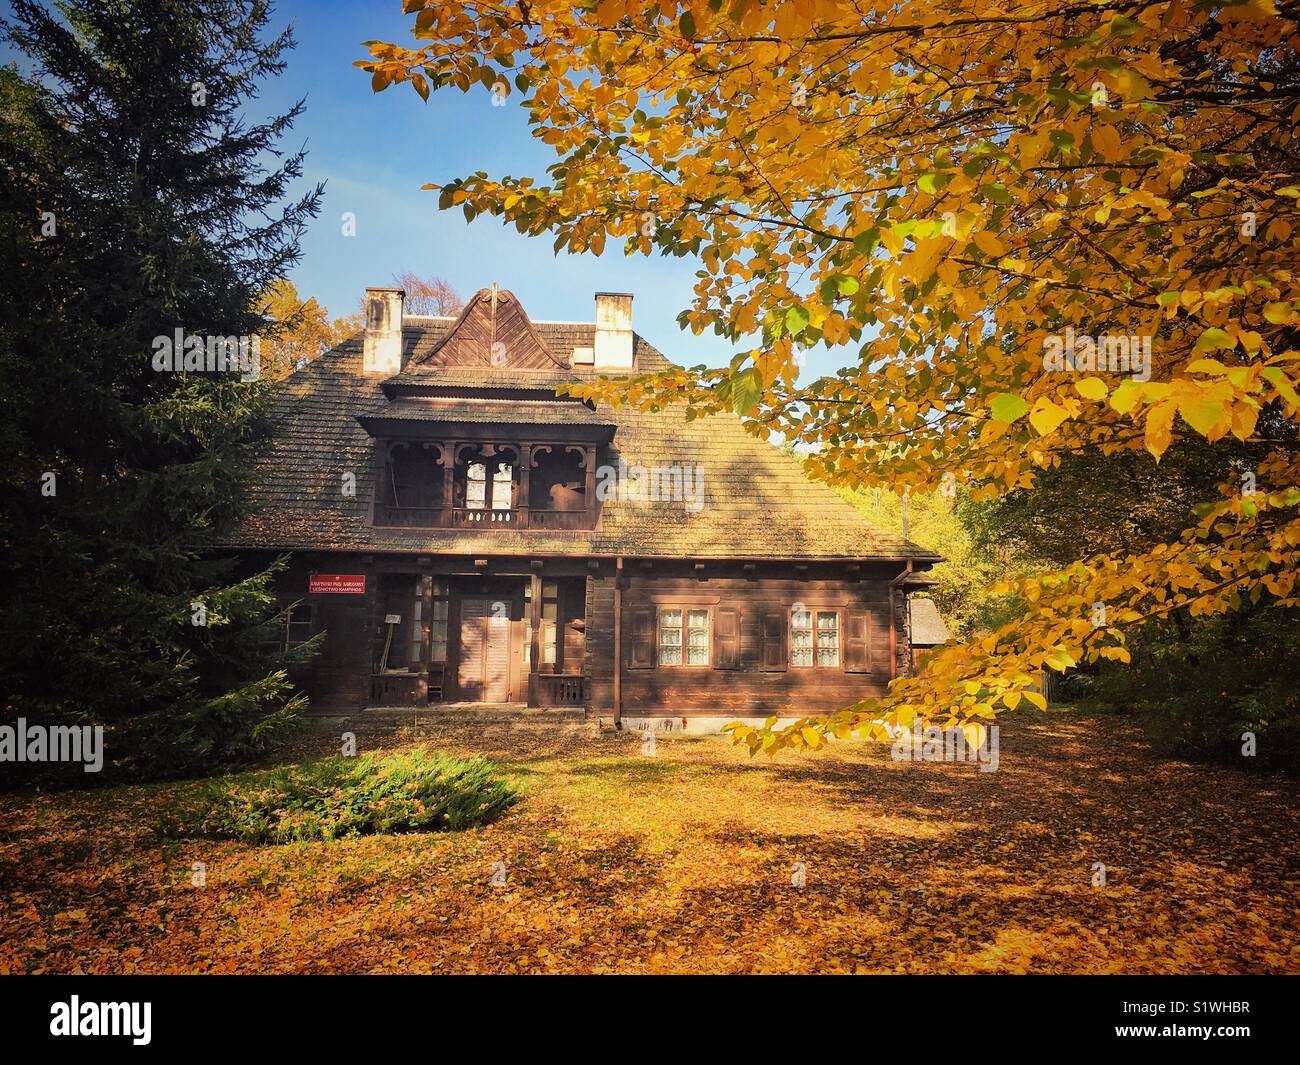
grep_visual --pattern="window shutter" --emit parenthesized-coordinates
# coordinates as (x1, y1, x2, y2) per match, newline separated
(760, 611, 787, 671)
(714, 607, 740, 669)
(627, 606, 655, 669)
(844, 611, 872, 673)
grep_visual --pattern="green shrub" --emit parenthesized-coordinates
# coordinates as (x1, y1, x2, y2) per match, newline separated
(168, 747, 521, 843)
(1064, 607, 1300, 772)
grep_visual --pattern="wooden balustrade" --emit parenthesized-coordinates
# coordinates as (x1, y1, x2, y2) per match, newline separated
(530, 673, 587, 707)
(374, 504, 594, 530)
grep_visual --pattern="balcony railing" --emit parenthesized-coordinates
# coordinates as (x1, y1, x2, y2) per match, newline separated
(530, 673, 587, 707)
(374, 505, 594, 530)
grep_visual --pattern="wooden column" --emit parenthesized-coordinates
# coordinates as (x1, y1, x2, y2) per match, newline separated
(613, 557, 623, 725)
(584, 445, 597, 511)
(442, 441, 456, 509)
(528, 570, 542, 703)
(416, 572, 432, 703)
(518, 443, 532, 527)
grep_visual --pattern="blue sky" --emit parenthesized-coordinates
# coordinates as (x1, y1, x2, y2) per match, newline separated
(2, 0, 851, 379)
(258, 0, 742, 367)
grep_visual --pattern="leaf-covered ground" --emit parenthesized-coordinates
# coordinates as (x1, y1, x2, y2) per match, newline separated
(1, 708, 1297, 974)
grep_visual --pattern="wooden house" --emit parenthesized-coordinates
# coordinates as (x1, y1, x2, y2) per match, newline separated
(228, 285, 941, 729)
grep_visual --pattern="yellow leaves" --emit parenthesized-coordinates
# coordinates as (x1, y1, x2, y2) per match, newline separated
(1219, 0, 1280, 21)
(1144, 398, 1178, 459)
(821, 313, 851, 345)
(1109, 379, 1144, 414)
(1111, 67, 1152, 103)
(1176, 387, 1231, 441)
(1028, 397, 1070, 436)
(901, 236, 947, 286)
(1022, 691, 1047, 712)
(1043, 648, 1076, 672)
(360, 0, 1300, 763)
(1015, 129, 1052, 169)
(1264, 302, 1298, 326)
(1193, 327, 1236, 355)
(1262, 366, 1300, 410)
(972, 231, 1005, 258)
(1074, 377, 1108, 401)
(1090, 122, 1122, 164)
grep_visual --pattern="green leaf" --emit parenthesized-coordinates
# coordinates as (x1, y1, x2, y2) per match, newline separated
(785, 306, 810, 337)
(989, 392, 1029, 422)
(1192, 327, 1234, 355)
(731, 366, 762, 415)
(853, 228, 881, 257)
(679, 11, 696, 39)
(917, 172, 951, 195)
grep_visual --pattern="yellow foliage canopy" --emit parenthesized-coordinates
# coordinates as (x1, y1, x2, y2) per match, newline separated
(359, 1, 1300, 753)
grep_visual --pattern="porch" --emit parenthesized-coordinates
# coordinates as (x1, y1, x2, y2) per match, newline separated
(368, 572, 588, 710)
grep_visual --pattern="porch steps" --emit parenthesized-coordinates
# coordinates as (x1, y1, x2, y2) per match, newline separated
(362, 703, 587, 724)
(310, 703, 596, 739)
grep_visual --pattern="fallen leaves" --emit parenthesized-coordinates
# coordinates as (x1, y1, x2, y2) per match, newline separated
(1, 713, 1297, 974)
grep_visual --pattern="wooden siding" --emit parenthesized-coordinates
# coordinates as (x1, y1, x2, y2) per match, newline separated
(617, 573, 903, 716)
(257, 552, 913, 716)
(407, 288, 566, 371)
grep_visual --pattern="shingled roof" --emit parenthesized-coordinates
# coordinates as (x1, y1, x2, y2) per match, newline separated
(229, 297, 939, 562)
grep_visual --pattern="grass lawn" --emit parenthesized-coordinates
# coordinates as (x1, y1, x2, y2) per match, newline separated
(2, 707, 1297, 974)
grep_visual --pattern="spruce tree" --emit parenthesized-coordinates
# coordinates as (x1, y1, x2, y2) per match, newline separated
(0, 0, 323, 779)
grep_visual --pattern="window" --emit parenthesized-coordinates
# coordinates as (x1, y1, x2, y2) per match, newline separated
(492, 463, 513, 510)
(686, 609, 709, 666)
(791, 608, 840, 668)
(409, 595, 423, 668)
(466, 462, 487, 509)
(816, 611, 840, 667)
(287, 604, 313, 649)
(658, 606, 709, 667)
(430, 580, 449, 663)
(273, 603, 312, 654)
(541, 581, 558, 665)
(658, 608, 682, 665)
(524, 581, 559, 668)
(790, 608, 813, 667)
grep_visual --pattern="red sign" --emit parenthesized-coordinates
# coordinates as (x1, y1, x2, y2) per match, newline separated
(309, 574, 366, 595)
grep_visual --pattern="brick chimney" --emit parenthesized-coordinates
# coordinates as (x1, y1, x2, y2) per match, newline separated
(593, 291, 633, 369)
(362, 287, 405, 374)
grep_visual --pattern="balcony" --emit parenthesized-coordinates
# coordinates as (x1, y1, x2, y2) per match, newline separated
(373, 439, 600, 531)
(374, 504, 595, 530)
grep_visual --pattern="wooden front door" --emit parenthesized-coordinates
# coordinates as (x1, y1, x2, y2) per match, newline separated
(458, 599, 512, 702)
